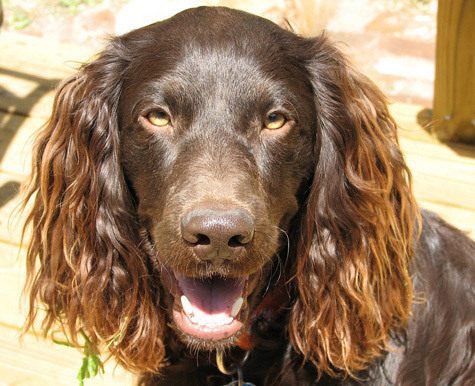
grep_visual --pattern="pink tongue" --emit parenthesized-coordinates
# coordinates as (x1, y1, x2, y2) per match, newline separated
(176, 275, 244, 315)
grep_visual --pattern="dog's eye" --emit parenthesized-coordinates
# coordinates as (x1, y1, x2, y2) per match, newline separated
(264, 112, 286, 130)
(147, 110, 171, 127)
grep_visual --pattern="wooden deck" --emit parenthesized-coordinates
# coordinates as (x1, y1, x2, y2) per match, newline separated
(0, 32, 474, 385)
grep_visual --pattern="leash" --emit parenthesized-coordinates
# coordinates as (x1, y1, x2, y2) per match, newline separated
(216, 349, 252, 386)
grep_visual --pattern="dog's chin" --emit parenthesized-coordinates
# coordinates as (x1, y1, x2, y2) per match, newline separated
(161, 267, 261, 350)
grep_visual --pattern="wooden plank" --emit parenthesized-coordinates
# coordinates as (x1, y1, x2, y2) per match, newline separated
(0, 240, 135, 385)
(0, 32, 95, 79)
(0, 172, 26, 246)
(0, 32, 94, 120)
(419, 200, 475, 237)
(393, 102, 475, 237)
(411, 166, 475, 237)
(0, 68, 57, 119)
(391, 102, 475, 237)
(390, 103, 441, 144)
(432, 0, 475, 143)
(408, 155, 475, 211)
(0, 324, 135, 385)
(0, 242, 26, 328)
(0, 112, 43, 176)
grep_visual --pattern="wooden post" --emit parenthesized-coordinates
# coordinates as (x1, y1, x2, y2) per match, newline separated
(432, 0, 475, 144)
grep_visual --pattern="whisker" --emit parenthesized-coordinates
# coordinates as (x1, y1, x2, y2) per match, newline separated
(260, 226, 290, 297)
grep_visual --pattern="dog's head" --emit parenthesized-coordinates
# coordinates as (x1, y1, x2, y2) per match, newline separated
(24, 7, 417, 377)
(118, 8, 317, 348)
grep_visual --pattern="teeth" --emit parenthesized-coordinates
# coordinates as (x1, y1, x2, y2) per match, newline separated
(181, 295, 244, 322)
(230, 297, 244, 317)
(181, 295, 194, 317)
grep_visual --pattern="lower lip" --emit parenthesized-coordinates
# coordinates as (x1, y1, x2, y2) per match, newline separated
(173, 308, 244, 341)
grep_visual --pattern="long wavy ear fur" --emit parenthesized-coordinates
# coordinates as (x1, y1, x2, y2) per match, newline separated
(289, 35, 419, 378)
(22, 39, 166, 373)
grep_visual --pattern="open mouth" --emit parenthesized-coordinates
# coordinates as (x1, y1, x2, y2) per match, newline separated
(163, 270, 259, 342)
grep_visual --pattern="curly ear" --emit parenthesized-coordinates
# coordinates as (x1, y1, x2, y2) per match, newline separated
(22, 39, 166, 373)
(289, 36, 419, 378)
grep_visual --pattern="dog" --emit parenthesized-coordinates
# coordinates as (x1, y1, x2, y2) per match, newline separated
(22, 6, 474, 385)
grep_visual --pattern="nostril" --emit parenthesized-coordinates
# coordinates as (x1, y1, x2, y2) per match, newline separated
(228, 235, 245, 248)
(228, 229, 254, 248)
(195, 234, 210, 246)
(182, 230, 210, 246)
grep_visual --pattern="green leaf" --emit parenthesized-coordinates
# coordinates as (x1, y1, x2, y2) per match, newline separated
(69, 327, 132, 384)
(87, 354, 100, 377)
(77, 357, 90, 382)
(106, 316, 129, 349)
(53, 339, 76, 348)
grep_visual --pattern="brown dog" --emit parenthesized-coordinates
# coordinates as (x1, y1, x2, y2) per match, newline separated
(23, 6, 474, 385)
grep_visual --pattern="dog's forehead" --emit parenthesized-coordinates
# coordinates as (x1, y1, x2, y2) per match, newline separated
(156, 6, 282, 45)
(124, 7, 294, 81)
(170, 46, 271, 94)
(125, 35, 296, 108)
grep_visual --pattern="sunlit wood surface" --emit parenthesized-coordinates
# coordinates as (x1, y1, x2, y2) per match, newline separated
(432, 0, 475, 143)
(0, 32, 473, 385)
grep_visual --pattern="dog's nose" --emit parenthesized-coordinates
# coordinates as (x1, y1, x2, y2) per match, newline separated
(181, 206, 255, 263)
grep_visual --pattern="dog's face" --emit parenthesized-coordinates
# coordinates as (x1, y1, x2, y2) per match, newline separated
(118, 8, 316, 347)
